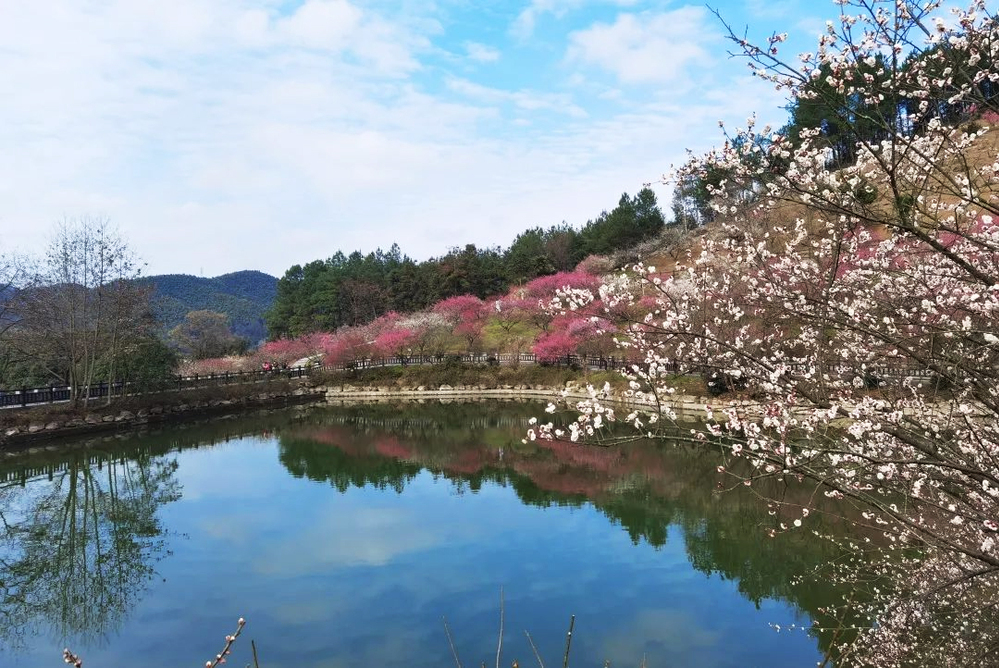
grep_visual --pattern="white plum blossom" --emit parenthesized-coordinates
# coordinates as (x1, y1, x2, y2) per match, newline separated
(532, 1, 999, 665)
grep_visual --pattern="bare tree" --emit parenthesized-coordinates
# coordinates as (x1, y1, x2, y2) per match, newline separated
(8, 218, 150, 405)
(168, 309, 247, 360)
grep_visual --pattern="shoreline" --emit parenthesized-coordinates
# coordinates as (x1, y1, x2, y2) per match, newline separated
(0, 381, 716, 451)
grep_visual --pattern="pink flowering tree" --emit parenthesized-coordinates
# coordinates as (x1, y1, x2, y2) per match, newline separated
(522, 270, 601, 299)
(532, 330, 579, 364)
(256, 333, 324, 367)
(531, 2, 999, 665)
(434, 295, 486, 351)
(373, 327, 416, 361)
(320, 328, 372, 366)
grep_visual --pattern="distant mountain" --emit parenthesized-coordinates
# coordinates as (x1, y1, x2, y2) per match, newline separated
(139, 270, 277, 344)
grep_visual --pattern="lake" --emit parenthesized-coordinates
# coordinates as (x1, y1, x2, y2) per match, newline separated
(0, 400, 847, 667)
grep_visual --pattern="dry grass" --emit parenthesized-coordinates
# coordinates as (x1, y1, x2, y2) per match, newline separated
(639, 124, 999, 273)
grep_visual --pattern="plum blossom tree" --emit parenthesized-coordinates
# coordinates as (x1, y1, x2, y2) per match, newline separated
(522, 270, 601, 299)
(531, 2, 999, 665)
(434, 295, 487, 351)
(257, 333, 324, 367)
(399, 311, 453, 357)
(374, 327, 416, 360)
(320, 328, 371, 366)
(532, 330, 579, 363)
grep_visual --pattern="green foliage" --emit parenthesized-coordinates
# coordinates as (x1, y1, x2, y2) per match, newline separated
(102, 337, 178, 391)
(266, 191, 666, 340)
(505, 224, 585, 284)
(895, 193, 917, 225)
(578, 188, 666, 255)
(139, 271, 277, 344)
(854, 179, 879, 205)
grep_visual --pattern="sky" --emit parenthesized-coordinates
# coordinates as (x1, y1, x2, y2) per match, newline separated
(0, 0, 832, 278)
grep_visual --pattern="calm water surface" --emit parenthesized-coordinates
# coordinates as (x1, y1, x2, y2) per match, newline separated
(0, 401, 846, 667)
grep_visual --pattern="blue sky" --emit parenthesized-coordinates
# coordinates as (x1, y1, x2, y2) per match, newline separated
(0, 0, 830, 277)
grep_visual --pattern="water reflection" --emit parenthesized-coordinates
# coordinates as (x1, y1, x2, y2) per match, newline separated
(278, 402, 848, 653)
(0, 401, 854, 666)
(0, 448, 179, 649)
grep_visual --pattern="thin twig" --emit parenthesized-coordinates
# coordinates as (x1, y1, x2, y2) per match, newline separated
(562, 615, 575, 668)
(443, 616, 464, 668)
(524, 631, 545, 668)
(62, 648, 83, 668)
(251, 639, 260, 668)
(496, 586, 505, 668)
(207, 617, 246, 668)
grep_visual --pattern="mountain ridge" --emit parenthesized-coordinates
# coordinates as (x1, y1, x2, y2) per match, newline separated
(139, 270, 277, 344)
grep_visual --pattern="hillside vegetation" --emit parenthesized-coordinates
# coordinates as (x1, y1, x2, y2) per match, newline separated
(265, 188, 665, 339)
(138, 270, 277, 344)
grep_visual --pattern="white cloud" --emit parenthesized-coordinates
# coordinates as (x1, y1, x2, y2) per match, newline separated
(445, 77, 586, 117)
(511, 0, 638, 40)
(566, 7, 718, 85)
(465, 41, 501, 63)
(277, 0, 363, 50)
(0, 0, 785, 277)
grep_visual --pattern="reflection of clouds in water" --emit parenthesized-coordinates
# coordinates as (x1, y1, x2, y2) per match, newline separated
(321, 628, 437, 668)
(176, 437, 280, 501)
(269, 598, 349, 627)
(254, 507, 455, 573)
(599, 608, 722, 667)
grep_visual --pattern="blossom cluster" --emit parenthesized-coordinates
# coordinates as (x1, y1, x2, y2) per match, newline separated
(533, 2, 999, 665)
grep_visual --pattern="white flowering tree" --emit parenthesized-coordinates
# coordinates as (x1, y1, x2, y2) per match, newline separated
(530, 1, 999, 665)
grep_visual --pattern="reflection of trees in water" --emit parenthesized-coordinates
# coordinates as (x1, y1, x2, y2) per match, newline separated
(0, 451, 180, 650)
(278, 402, 859, 655)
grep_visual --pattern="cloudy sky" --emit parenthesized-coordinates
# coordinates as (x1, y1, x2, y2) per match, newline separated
(0, 0, 829, 278)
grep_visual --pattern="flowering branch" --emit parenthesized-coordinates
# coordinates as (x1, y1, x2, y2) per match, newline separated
(205, 617, 245, 668)
(531, 1, 999, 664)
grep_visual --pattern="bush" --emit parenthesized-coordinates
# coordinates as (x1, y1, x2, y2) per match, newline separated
(703, 370, 747, 396)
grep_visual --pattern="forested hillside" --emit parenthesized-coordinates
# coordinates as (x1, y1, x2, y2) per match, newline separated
(266, 188, 665, 338)
(139, 270, 277, 343)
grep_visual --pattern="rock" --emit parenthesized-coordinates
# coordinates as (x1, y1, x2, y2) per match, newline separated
(4, 428, 20, 437)
(439, 385, 453, 391)
(85, 414, 100, 424)
(137, 409, 149, 418)
(417, 385, 426, 391)
(65, 419, 84, 427)
(45, 421, 62, 430)
(115, 411, 135, 422)
(28, 424, 44, 433)
(102, 415, 115, 422)
(149, 406, 163, 415)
